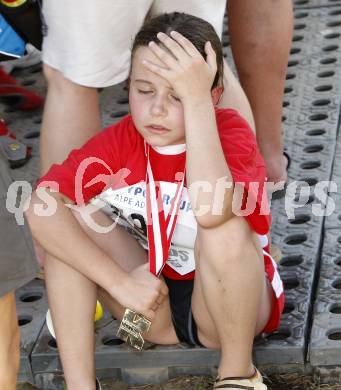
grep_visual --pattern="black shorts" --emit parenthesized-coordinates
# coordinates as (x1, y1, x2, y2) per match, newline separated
(164, 275, 204, 348)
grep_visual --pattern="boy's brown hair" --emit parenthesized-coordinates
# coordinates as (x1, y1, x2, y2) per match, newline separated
(131, 12, 224, 89)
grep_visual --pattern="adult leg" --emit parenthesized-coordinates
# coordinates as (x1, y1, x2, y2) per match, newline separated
(218, 60, 256, 132)
(40, 0, 153, 175)
(0, 291, 20, 390)
(191, 216, 273, 379)
(40, 65, 101, 175)
(228, 0, 293, 183)
(44, 208, 178, 389)
(152, 0, 256, 131)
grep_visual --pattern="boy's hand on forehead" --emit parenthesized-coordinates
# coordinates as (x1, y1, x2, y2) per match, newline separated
(143, 31, 217, 102)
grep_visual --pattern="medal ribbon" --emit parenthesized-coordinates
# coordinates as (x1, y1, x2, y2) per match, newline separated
(145, 144, 185, 276)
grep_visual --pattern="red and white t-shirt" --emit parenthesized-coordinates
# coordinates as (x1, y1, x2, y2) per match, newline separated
(37, 109, 284, 332)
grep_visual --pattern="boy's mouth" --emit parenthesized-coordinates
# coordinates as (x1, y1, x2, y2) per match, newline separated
(146, 124, 170, 134)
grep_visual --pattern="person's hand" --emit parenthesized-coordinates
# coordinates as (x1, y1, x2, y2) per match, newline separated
(143, 31, 217, 103)
(111, 263, 168, 321)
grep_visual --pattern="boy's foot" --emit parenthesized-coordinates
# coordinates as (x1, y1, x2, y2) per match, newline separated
(214, 367, 267, 389)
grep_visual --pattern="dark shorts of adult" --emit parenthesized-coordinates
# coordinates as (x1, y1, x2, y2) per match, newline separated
(0, 149, 38, 297)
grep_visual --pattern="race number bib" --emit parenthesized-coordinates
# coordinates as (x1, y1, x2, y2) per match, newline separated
(91, 182, 197, 275)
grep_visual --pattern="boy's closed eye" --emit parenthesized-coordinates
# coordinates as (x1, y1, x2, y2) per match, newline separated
(137, 89, 153, 94)
(171, 94, 181, 102)
(137, 88, 181, 102)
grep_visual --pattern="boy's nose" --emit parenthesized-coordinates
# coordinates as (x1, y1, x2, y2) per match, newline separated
(150, 98, 167, 117)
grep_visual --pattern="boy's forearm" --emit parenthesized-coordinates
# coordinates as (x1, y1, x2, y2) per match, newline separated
(183, 96, 234, 227)
(25, 191, 128, 294)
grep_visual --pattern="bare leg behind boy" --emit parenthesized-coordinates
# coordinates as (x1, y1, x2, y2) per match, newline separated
(227, 0, 294, 183)
(0, 151, 39, 389)
(40, 1, 254, 175)
(0, 291, 20, 390)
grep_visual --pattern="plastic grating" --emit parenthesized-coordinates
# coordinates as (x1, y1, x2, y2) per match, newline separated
(294, 0, 341, 9)
(309, 229, 341, 366)
(269, 133, 335, 231)
(281, 7, 341, 141)
(32, 319, 219, 388)
(258, 144, 333, 367)
(15, 279, 48, 383)
(260, 213, 324, 367)
(324, 119, 341, 229)
(222, 7, 341, 144)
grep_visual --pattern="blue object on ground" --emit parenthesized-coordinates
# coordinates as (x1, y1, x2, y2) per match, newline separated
(0, 14, 25, 58)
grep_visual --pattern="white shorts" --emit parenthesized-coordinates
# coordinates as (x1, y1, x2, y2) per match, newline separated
(42, 0, 226, 87)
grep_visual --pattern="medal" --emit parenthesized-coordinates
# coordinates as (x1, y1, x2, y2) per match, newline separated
(117, 144, 185, 350)
(116, 308, 152, 350)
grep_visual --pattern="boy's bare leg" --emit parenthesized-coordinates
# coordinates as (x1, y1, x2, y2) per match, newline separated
(72, 209, 178, 345)
(0, 291, 20, 390)
(40, 65, 102, 175)
(228, 0, 293, 183)
(192, 216, 273, 378)
(44, 253, 98, 390)
(44, 209, 178, 389)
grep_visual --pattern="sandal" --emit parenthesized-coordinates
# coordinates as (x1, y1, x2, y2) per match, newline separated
(213, 367, 267, 389)
(62, 378, 101, 390)
(271, 150, 291, 201)
(0, 119, 31, 168)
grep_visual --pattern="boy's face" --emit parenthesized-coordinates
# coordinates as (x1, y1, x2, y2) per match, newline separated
(129, 46, 187, 147)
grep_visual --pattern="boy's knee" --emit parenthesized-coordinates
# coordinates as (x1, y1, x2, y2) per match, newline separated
(198, 217, 253, 268)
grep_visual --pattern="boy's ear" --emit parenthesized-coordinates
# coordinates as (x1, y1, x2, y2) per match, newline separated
(126, 77, 131, 93)
(211, 86, 224, 106)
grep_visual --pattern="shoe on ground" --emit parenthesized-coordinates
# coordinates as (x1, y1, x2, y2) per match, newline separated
(62, 378, 101, 390)
(0, 119, 31, 168)
(1, 43, 42, 74)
